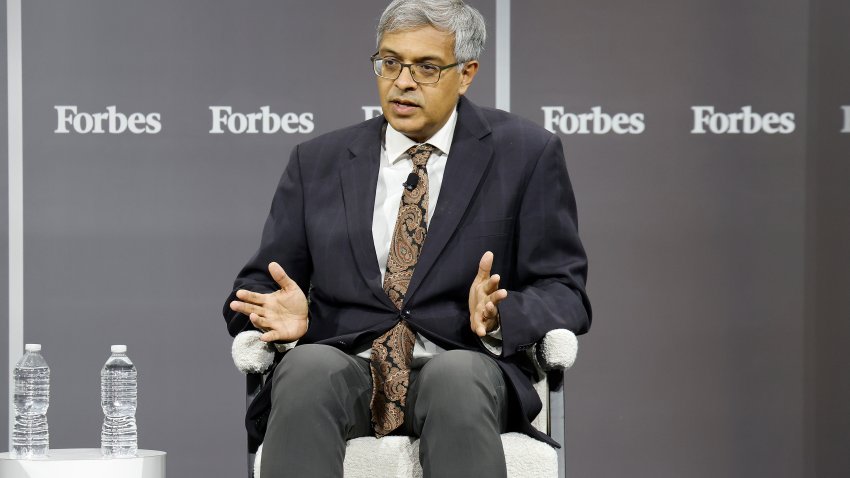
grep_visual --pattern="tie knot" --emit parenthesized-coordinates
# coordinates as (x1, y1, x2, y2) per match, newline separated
(406, 143, 435, 167)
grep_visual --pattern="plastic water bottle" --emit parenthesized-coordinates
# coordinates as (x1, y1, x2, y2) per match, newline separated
(12, 344, 50, 458)
(100, 345, 138, 457)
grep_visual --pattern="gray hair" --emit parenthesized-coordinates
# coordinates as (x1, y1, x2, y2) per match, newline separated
(376, 0, 487, 64)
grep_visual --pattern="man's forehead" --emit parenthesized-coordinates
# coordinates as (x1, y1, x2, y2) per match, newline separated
(378, 26, 455, 61)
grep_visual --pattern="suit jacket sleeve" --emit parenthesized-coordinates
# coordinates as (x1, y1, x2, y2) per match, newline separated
(222, 145, 313, 337)
(496, 133, 591, 357)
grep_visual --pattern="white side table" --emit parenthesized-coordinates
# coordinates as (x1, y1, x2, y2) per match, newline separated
(0, 449, 166, 478)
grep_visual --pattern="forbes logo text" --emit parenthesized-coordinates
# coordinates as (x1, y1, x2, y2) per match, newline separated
(691, 106, 795, 134)
(542, 106, 645, 135)
(55, 106, 161, 134)
(210, 106, 314, 134)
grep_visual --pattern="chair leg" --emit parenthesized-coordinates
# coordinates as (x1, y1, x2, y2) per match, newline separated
(549, 372, 566, 478)
(247, 374, 263, 478)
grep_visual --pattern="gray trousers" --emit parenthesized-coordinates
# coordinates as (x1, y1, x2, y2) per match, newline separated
(261, 344, 509, 478)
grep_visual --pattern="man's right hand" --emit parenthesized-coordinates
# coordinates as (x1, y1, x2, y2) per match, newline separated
(229, 262, 309, 343)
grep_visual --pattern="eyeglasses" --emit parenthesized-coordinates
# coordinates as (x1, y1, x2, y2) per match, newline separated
(370, 54, 460, 84)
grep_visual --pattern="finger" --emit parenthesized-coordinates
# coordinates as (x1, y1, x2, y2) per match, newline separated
(230, 300, 264, 317)
(476, 251, 494, 281)
(482, 302, 500, 328)
(260, 329, 293, 343)
(236, 289, 266, 306)
(489, 288, 508, 305)
(485, 301, 499, 319)
(269, 262, 295, 291)
(470, 307, 487, 337)
(481, 274, 501, 295)
(248, 312, 267, 329)
(260, 330, 281, 343)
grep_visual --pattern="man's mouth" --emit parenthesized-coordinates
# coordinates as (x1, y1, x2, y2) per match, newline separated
(390, 98, 420, 108)
(389, 99, 420, 116)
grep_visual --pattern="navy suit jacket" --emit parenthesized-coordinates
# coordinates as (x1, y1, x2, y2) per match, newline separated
(223, 96, 591, 447)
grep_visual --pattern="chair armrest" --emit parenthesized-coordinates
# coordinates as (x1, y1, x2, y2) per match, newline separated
(231, 328, 578, 374)
(533, 329, 578, 372)
(232, 330, 296, 374)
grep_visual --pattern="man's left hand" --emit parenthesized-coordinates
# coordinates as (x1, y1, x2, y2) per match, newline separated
(469, 251, 508, 337)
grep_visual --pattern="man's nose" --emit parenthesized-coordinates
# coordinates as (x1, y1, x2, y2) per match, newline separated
(394, 65, 418, 90)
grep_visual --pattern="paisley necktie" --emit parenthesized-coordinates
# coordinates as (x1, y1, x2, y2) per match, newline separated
(370, 143, 434, 437)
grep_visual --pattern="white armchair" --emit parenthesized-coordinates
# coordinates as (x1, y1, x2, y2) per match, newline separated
(232, 329, 578, 478)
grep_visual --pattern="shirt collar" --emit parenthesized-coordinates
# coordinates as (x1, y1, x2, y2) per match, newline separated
(385, 106, 458, 165)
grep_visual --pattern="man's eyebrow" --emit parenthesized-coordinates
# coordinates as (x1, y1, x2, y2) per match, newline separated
(378, 48, 446, 64)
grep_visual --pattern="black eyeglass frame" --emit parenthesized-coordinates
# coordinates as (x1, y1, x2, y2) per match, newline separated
(370, 53, 461, 84)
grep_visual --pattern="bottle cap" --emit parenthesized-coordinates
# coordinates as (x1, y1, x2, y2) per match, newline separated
(25, 344, 41, 352)
(111, 345, 127, 353)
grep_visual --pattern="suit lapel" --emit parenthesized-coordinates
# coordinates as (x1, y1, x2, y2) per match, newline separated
(405, 97, 493, 301)
(341, 119, 397, 310)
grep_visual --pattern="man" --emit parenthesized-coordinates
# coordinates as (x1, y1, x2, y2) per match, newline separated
(223, 1, 591, 476)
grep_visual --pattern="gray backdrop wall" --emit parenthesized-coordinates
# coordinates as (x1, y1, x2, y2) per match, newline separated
(806, 0, 850, 475)
(4, 1, 848, 477)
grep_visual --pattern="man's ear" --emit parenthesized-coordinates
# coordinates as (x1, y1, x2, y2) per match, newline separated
(458, 60, 479, 95)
